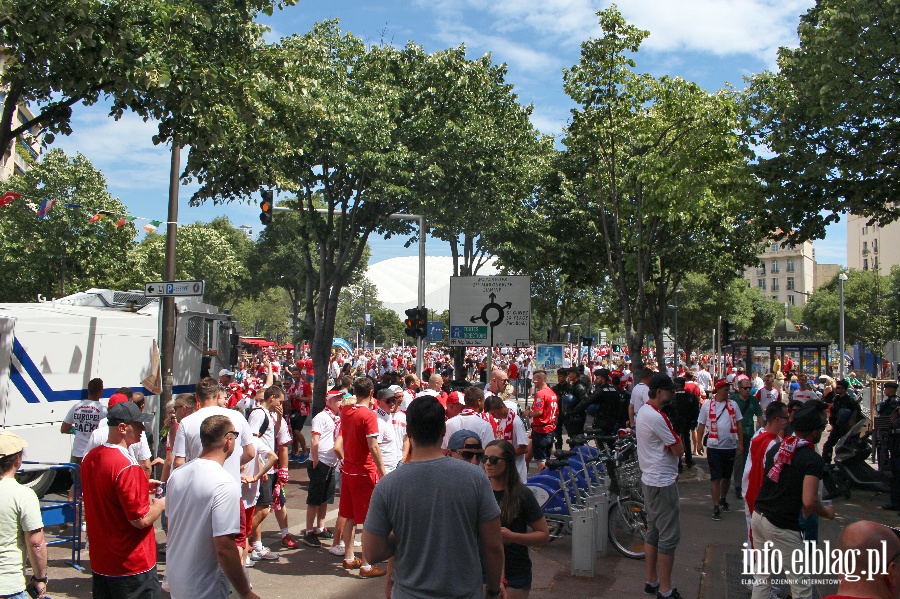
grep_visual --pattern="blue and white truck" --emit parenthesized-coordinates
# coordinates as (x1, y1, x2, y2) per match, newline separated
(0, 288, 239, 495)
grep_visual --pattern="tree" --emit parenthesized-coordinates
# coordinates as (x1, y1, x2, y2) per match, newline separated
(0, 149, 141, 301)
(134, 221, 248, 310)
(560, 6, 763, 370)
(0, 0, 294, 158)
(232, 288, 291, 342)
(744, 0, 900, 241)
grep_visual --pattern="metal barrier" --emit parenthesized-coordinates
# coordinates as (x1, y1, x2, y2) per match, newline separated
(21, 461, 83, 570)
(571, 507, 597, 577)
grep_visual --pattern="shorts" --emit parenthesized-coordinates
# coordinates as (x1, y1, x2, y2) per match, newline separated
(706, 447, 737, 481)
(643, 482, 681, 555)
(506, 573, 532, 590)
(290, 412, 307, 432)
(307, 462, 337, 506)
(532, 432, 554, 462)
(338, 470, 377, 522)
(256, 473, 275, 507)
(235, 504, 249, 548)
(91, 566, 160, 599)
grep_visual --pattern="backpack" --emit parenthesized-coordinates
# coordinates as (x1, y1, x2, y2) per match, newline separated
(247, 406, 270, 437)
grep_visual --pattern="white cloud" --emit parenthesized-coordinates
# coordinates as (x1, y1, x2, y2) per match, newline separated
(529, 110, 567, 137)
(432, 22, 559, 73)
(423, 0, 813, 65)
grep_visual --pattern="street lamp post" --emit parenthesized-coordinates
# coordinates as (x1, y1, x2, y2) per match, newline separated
(839, 272, 848, 380)
(668, 287, 682, 376)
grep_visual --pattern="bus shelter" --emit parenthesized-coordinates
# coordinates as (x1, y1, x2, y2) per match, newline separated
(731, 340, 831, 379)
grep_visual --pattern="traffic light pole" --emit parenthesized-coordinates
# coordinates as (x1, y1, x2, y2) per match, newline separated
(272, 205, 426, 379)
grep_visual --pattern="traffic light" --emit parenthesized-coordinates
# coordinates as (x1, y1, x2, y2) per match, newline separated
(414, 307, 427, 339)
(259, 189, 274, 225)
(581, 336, 594, 347)
(404, 308, 417, 338)
(722, 319, 737, 347)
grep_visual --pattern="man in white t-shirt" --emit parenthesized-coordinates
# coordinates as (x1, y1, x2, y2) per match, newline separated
(635, 374, 684, 599)
(246, 386, 285, 562)
(60, 377, 108, 462)
(374, 387, 402, 473)
(696, 379, 744, 521)
(442, 387, 496, 451)
(755, 374, 782, 414)
(240, 436, 277, 567)
(792, 372, 821, 404)
(84, 393, 151, 475)
(628, 368, 652, 426)
(173, 377, 256, 553)
(167, 414, 259, 599)
(484, 396, 528, 482)
(696, 365, 712, 396)
(303, 390, 343, 550)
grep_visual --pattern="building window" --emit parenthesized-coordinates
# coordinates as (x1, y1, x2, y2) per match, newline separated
(862, 227, 868, 235)
(788, 295, 795, 305)
(786, 259, 794, 272)
(787, 277, 794, 290)
(772, 278, 780, 291)
(771, 242, 779, 252)
(864, 258, 869, 270)
(772, 295, 779, 302)
(874, 239, 878, 253)
(772, 260, 779, 273)
(758, 279, 767, 290)
(757, 262, 766, 276)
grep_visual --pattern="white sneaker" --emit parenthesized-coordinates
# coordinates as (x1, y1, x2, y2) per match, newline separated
(250, 546, 280, 561)
(329, 544, 346, 556)
(245, 557, 256, 567)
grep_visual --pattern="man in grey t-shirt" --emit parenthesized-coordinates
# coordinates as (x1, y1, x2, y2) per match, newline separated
(363, 396, 504, 599)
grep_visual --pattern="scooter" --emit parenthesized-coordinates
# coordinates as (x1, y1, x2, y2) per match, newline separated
(824, 418, 890, 500)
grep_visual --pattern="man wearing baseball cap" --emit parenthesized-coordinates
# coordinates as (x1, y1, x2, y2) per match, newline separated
(0, 432, 48, 599)
(447, 430, 484, 465)
(82, 401, 164, 598)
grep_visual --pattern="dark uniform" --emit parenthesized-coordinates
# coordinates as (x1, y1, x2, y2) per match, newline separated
(878, 382, 900, 508)
(668, 383, 701, 469)
(822, 382, 862, 463)
(574, 370, 621, 434)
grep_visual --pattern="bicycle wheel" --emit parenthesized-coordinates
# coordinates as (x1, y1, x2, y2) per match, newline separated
(608, 499, 647, 559)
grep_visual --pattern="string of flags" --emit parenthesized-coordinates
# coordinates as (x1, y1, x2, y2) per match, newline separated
(1, 191, 167, 232)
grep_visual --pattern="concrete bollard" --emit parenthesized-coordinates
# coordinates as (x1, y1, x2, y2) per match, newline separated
(571, 507, 597, 577)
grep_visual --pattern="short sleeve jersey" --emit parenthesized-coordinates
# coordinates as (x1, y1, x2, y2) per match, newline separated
(339, 404, 379, 476)
(85, 418, 152, 462)
(793, 389, 819, 404)
(756, 388, 781, 411)
(531, 387, 558, 434)
(636, 404, 679, 487)
(81, 444, 155, 577)
(753, 443, 824, 531)
(310, 407, 340, 466)
(0, 479, 43, 595)
(630, 383, 650, 416)
(697, 400, 744, 450)
(63, 400, 107, 457)
(173, 405, 255, 484)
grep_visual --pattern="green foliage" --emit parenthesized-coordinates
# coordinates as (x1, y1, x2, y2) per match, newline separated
(232, 288, 290, 342)
(804, 270, 897, 356)
(133, 221, 249, 310)
(744, 0, 900, 240)
(0, 149, 141, 301)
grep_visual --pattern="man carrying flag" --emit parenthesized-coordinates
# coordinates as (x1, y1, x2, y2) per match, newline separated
(741, 401, 788, 547)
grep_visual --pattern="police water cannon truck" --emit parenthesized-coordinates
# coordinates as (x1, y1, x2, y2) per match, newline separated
(0, 288, 240, 495)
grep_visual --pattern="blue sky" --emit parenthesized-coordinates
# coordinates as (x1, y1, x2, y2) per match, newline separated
(54, 0, 846, 266)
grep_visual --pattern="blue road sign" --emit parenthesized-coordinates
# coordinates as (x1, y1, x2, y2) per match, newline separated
(428, 321, 443, 341)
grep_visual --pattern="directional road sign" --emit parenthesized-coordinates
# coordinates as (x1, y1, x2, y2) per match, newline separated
(427, 321, 443, 342)
(449, 276, 531, 347)
(145, 280, 205, 297)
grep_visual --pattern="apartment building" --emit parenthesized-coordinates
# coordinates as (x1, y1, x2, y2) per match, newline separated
(1, 55, 42, 179)
(743, 240, 816, 306)
(846, 213, 900, 276)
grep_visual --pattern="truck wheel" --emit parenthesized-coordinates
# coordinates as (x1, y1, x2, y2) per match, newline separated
(15, 469, 56, 498)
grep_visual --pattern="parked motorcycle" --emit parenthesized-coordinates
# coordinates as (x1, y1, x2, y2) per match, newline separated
(823, 418, 890, 500)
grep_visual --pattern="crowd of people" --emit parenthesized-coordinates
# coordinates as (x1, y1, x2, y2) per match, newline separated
(1, 342, 899, 599)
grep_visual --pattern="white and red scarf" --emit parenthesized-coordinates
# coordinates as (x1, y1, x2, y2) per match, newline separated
(708, 398, 737, 440)
(461, 408, 500, 438)
(500, 409, 517, 442)
(767, 435, 809, 482)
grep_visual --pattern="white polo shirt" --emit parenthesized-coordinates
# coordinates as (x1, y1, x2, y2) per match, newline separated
(630, 383, 650, 416)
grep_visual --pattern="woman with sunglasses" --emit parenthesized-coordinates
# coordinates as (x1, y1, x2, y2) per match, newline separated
(482, 440, 549, 598)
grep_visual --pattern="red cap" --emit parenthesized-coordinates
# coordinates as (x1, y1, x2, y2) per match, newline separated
(714, 379, 730, 391)
(446, 391, 465, 405)
(108, 393, 130, 408)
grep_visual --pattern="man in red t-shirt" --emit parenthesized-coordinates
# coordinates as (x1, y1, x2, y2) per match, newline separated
(336, 377, 386, 578)
(81, 402, 165, 598)
(527, 370, 558, 471)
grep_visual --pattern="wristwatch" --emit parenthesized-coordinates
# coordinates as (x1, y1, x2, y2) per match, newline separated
(486, 588, 501, 597)
(31, 575, 48, 583)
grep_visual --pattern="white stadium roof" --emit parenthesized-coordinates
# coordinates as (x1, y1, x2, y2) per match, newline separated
(367, 255, 499, 318)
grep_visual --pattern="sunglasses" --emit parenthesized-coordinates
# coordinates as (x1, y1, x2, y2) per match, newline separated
(481, 455, 507, 466)
(740, 386, 751, 390)
(455, 451, 481, 461)
(384, 398, 399, 405)
(224, 430, 239, 439)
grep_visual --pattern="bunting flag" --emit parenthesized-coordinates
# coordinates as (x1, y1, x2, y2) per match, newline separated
(0, 192, 20, 207)
(64, 203, 83, 209)
(143, 219, 162, 232)
(88, 210, 114, 223)
(37, 200, 55, 220)
(115, 215, 136, 228)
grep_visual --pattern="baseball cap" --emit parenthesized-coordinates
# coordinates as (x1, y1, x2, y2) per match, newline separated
(108, 392, 130, 408)
(836, 379, 850, 389)
(648, 374, 675, 392)
(714, 379, 731, 391)
(446, 390, 465, 405)
(0, 432, 27, 457)
(389, 385, 403, 395)
(886, 382, 899, 390)
(219, 368, 235, 377)
(326, 389, 344, 401)
(447, 430, 483, 452)
(107, 402, 154, 426)
(376, 387, 395, 401)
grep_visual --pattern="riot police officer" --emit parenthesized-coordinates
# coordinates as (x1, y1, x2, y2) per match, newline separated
(573, 369, 621, 434)
(823, 379, 863, 463)
(879, 382, 900, 511)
